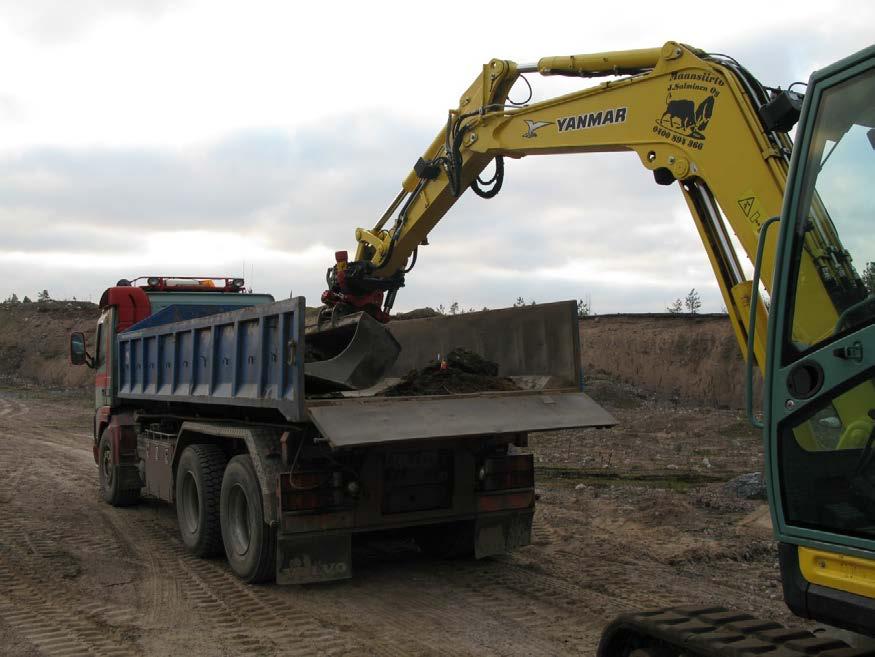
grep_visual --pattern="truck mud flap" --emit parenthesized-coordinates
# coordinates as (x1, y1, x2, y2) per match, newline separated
(276, 533, 352, 585)
(308, 392, 617, 449)
(475, 511, 533, 558)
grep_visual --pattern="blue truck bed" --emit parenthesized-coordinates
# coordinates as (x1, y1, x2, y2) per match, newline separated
(116, 297, 306, 422)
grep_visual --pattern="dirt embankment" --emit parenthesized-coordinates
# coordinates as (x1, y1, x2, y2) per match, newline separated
(580, 313, 761, 409)
(0, 301, 98, 389)
(0, 303, 760, 408)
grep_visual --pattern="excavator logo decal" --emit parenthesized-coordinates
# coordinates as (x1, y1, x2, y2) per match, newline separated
(655, 70, 723, 146)
(556, 107, 627, 134)
(658, 94, 715, 140)
(522, 120, 553, 138)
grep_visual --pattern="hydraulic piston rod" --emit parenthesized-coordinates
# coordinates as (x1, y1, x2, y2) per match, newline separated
(531, 46, 665, 77)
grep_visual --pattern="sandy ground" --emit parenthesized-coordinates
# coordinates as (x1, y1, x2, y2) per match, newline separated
(0, 378, 805, 657)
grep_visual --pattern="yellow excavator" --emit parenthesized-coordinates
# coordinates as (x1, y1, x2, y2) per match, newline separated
(321, 42, 875, 655)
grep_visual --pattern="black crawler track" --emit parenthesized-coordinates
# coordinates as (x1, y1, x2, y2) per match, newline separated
(597, 606, 875, 657)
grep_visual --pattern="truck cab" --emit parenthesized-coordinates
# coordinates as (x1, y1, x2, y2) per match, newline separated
(73, 276, 274, 453)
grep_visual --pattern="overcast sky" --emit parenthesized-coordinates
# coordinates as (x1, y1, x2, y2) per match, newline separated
(0, 0, 872, 312)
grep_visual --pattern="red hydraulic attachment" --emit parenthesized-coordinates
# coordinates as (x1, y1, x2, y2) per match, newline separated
(322, 251, 390, 323)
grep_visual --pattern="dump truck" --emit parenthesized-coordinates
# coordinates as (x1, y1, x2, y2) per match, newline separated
(70, 276, 614, 584)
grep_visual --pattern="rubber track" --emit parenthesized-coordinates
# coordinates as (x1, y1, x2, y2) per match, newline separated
(597, 606, 875, 657)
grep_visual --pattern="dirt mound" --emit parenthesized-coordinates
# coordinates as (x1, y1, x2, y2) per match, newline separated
(391, 307, 442, 321)
(382, 348, 518, 396)
(0, 301, 99, 389)
(580, 314, 762, 409)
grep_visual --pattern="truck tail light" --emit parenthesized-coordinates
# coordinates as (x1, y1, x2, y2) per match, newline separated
(478, 454, 534, 492)
(280, 470, 345, 512)
(477, 490, 534, 512)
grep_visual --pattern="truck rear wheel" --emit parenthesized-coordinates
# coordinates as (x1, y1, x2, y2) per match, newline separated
(220, 455, 275, 583)
(175, 444, 227, 557)
(98, 430, 140, 507)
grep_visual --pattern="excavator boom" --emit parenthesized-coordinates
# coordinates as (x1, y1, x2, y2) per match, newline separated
(326, 42, 858, 379)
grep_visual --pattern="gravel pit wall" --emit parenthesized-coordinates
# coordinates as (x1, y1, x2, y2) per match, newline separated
(579, 313, 762, 409)
(0, 301, 98, 389)
(0, 302, 762, 408)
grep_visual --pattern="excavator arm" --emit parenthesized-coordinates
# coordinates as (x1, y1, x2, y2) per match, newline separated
(325, 41, 862, 374)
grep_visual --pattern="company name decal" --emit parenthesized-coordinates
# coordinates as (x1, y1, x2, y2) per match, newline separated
(652, 69, 723, 149)
(557, 107, 627, 133)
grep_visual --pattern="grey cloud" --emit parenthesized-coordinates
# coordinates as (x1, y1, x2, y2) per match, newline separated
(0, 114, 729, 312)
(0, 94, 24, 122)
(690, 18, 875, 90)
(0, 214, 131, 253)
(407, 152, 701, 274)
(0, 116, 427, 245)
(0, 21, 866, 314)
(400, 261, 724, 315)
(0, 0, 178, 42)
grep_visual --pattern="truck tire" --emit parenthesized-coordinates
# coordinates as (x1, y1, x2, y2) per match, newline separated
(175, 444, 227, 557)
(98, 430, 140, 507)
(220, 455, 275, 583)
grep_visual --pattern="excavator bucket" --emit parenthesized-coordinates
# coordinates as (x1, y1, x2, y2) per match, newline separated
(304, 311, 400, 391)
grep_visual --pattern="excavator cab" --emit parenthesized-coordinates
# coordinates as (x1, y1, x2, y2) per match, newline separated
(766, 45, 875, 637)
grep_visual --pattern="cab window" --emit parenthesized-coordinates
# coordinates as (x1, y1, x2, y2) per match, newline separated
(785, 68, 875, 362)
(780, 373, 875, 540)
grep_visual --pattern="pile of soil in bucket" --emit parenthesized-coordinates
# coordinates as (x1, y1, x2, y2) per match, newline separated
(381, 348, 519, 397)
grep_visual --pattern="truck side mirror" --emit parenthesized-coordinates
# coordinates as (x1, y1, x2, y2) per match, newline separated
(70, 332, 91, 367)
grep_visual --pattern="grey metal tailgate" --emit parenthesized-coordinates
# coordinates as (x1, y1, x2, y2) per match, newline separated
(307, 392, 616, 449)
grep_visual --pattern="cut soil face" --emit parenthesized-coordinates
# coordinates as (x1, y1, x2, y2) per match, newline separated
(381, 348, 519, 396)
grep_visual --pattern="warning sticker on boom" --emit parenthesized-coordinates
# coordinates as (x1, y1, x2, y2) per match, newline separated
(737, 190, 766, 230)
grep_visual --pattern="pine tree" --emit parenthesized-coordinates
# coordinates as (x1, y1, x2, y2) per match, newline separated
(862, 262, 875, 294)
(684, 288, 702, 315)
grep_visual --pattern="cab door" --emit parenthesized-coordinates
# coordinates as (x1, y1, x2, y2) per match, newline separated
(766, 46, 875, 633)
(94, 309, 111, 408)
